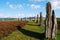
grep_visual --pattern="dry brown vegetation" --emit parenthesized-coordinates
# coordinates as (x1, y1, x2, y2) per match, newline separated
(0, 20, 28, 38)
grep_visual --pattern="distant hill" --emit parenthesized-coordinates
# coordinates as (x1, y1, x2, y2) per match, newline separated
(22, 17, 46, 20)
(0, 18, 17, 21)
(0, 17, 59, 21)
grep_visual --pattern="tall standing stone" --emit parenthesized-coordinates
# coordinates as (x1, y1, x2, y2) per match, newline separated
(35, 16, 37, 22)
(45, 2, 52, 39)
(25, 17, 27, 21)
(18, 18, 19, 21)
(51, 10, 57, 39)
(40, 12, 43, 26)
(36, 14, 39, 23)
(21, 18, 22, 21)
(45, 10, 48, 38)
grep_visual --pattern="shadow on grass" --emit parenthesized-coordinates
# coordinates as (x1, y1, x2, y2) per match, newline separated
(27, 23, 40, 26)
(16, 26, 45, 40)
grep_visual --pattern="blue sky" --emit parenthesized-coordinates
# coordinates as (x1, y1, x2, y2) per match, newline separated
(0, 0, 60, 18)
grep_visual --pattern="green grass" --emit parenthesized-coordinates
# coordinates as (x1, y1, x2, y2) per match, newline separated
(1, 30, 39, 40)
(26, 21, 45, 33)
(0, 21, 60, 40)
(56, 31, 60, 40)
(1, 21, 45, 40)
(27, 20, 39, 25)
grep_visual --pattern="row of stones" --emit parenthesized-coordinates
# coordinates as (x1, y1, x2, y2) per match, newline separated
(35, 2, 57, 40)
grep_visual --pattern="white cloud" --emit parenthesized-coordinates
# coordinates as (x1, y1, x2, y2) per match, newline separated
(0, 13, 25, 18)
(9, 4, 23, 9)
(30, 4, 41, 9)
(0, 14, 4, 18)
(9, 4, 16, 9)
(16, 13, 36, 18)
(0, 13, 10, 18)
(50, 0, 60, 10)
(16, 5, 23, 9)
(29, 0, 44, 2)
(0, 13, 38, 18)
(16, 13, 25, 18)
(6, 2, 23, 9)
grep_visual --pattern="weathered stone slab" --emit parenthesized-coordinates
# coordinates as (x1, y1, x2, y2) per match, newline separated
(52, 10, 57, 39)
(45, 2, 52, 38)
(45, 2, 57, 40)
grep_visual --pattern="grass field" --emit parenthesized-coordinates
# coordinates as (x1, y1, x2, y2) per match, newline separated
(0, 21, 45, 40)
(56, 31, 60, 40)
(0, 20, 60, 40)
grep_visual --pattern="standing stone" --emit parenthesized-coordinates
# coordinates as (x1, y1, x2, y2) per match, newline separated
(36, 14, 39, 23)
(45, 2, 52, 39)
(25, 17, 27, 21)
(45, 10, 48, 38)
(40, 12, 43, 26)
(18, 18, 19, 21)
(35, 16, 37, 22)
(21, 18, 22, 21)
(51, 10, 57, 39)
